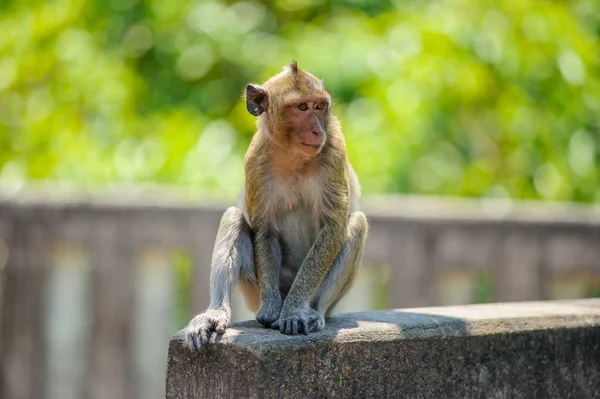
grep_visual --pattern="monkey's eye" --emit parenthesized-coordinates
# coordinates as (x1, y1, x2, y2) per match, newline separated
(315, 102, 326, 110)
(297, 103, 308, 111)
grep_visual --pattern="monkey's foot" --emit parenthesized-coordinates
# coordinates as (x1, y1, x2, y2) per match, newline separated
(256, 295, 283, 328)
(184, 308, 231, 351)
(271, 307, 325, 335)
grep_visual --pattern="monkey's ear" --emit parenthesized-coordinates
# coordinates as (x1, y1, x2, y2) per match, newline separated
(245, 84, 268, 116)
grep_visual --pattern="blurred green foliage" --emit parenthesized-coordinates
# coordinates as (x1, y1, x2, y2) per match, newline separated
(1, 0, 599, 201)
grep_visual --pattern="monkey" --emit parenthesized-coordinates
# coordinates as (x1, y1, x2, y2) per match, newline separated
(184, 61, 368, 350)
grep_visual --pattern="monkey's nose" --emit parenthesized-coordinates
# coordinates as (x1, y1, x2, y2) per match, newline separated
(312, 131, 320, 136)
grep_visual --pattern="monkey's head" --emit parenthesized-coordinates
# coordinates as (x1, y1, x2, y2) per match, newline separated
(245, 61, 332, 157)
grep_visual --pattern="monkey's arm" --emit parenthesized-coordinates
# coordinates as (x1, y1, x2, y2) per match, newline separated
(245, 164, 285, 327)
(252, 227, 284, 326)
(284, 221, 346, 308)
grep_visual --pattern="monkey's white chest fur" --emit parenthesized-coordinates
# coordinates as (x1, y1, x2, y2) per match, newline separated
(271, 177, 324, 294)
(241, 174, 324, 272)
(270, 175, 322, 263)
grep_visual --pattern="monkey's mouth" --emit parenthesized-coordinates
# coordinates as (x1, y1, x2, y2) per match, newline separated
(300, 142, 321, 149)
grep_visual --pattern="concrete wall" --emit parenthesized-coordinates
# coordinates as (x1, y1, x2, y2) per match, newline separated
(166, 299, 600, 399)
(2, 190, 600, 399)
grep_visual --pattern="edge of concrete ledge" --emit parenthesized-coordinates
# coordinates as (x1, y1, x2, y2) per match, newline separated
(169, 299, 600, 357)
(166, 299, 600, 399)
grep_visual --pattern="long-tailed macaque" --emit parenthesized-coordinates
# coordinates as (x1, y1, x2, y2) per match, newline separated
(184, 61, 368, 350)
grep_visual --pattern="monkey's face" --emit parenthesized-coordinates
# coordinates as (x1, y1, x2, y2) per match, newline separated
(245, 62, 332, 157)
(282, 96, 329, 156)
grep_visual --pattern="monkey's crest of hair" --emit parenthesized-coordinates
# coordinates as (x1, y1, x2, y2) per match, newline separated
(261, 62, 328, 101)
(289, 60, 298, 74)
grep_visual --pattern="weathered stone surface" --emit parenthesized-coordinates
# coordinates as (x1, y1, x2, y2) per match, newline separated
(166, 299, 600, 399)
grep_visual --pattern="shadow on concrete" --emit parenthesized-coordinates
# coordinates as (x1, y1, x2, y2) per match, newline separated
(216, 309, 469, 351)
(329, 309, 469, 340)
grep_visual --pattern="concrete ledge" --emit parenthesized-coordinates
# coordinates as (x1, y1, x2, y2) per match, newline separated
(166, 299, 600, 398)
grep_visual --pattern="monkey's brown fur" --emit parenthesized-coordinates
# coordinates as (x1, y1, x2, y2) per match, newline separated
(246, 63, 350, 315)
(184, 62, 367, 348)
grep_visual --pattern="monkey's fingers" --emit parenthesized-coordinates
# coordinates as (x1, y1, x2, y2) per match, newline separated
(192, 333, 201, 351)
(185, 331, 198, 351)
(201, 324, 214, 347)
(291, 318, 299, 335)
(193, 319, 215, 350)
(184, 309, 232, 351)
(190, 328, 207, 351)
(214, 318, 228, 334)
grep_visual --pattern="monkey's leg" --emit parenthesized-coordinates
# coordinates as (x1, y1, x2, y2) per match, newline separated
(184, 207, 255, 350)
(309, 211, 368, 331)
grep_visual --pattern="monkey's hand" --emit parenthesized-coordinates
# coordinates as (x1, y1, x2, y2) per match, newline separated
(271, 306, 325, 335)
(256, 294, 283, 328)
(184, 307, 231, 351)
